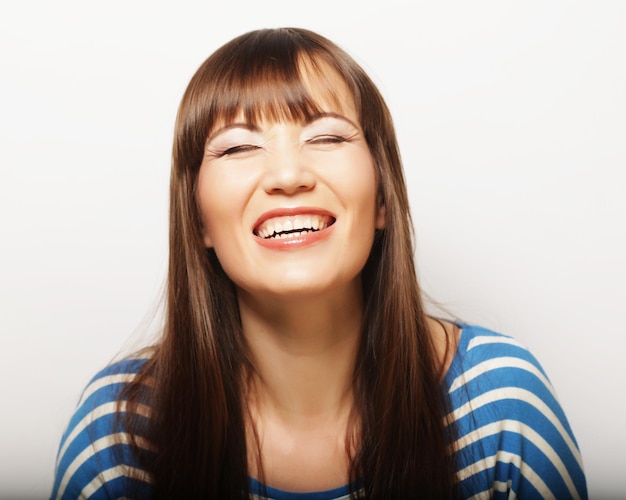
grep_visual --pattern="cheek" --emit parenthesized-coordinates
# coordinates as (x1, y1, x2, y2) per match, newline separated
(341, 151, 379, 214)
(196, 165, 255, 249)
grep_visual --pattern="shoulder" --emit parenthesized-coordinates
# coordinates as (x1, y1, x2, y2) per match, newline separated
(445, 324, 551, 394)
(445, 324, 587, 499)
(51, 356, 154, 499)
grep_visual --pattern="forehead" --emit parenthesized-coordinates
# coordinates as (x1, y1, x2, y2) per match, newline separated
(210, 56, 359, 131)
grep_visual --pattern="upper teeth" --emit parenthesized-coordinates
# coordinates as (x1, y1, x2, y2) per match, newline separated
(256, 214, 332, 239)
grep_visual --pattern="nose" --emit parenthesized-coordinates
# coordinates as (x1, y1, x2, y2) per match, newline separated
(261, 138, 316, 195)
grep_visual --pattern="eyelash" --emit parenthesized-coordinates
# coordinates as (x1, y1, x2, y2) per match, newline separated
(307, 135, 347, 145)
(218, 144, 260, 156)
(212, 135, 348, 157)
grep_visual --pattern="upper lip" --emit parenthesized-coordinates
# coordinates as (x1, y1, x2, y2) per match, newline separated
(252, 207, 336, 238)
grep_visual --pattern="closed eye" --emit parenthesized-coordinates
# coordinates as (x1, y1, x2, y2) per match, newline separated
(306, 135, 347, 145)
(219, 144, 261, 156)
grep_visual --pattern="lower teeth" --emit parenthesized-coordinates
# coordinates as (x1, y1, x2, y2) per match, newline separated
(268, 229, 314, 240)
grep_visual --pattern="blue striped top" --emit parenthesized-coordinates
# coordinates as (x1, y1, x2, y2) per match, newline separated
(51, 324, 587, 499)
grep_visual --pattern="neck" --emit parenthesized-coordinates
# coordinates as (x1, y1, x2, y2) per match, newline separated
(238, 284, 362, 421)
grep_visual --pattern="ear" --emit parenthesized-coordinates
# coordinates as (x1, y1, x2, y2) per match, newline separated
(375, 194, 386, 230)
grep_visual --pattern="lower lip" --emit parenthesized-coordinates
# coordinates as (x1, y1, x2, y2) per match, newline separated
(254, 225, 334, 250)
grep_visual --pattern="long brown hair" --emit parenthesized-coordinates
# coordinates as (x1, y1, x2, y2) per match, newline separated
(121, 27, 457, 498)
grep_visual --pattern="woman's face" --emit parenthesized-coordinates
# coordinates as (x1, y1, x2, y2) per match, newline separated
(196, 69, 385, 300)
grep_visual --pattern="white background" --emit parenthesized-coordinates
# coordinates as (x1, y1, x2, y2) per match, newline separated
(1, 1, 624, 498)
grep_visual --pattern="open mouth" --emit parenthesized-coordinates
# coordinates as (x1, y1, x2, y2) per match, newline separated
(254, 214, 336, 240)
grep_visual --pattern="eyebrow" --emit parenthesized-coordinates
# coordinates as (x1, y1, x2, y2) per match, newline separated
(206, 123, 262, 144)
(304, 112, 360, 130)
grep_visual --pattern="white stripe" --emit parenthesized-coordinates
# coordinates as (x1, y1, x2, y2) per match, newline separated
(494, 479, 514, 496)
(447, 387, 584, 471)
(76, 373, 139, 409)
(74, 358, 153, 409)
(449, 356, 557, 400)
(465, 488, 491, 500)
(79, 465, 151, 498)
(55, 433, 155, 500)
(457, 450, 555, 499)
(55, 401, 151, 469)
(451, 420, 580, 499)
(467, 335, 526, 352)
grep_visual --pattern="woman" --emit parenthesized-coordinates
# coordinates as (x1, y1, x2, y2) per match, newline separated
(51, 28, 587, 499)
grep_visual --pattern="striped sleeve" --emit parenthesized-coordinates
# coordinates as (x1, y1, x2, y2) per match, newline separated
(50, 358, 154, 500)
(445, 325, 587, 499)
